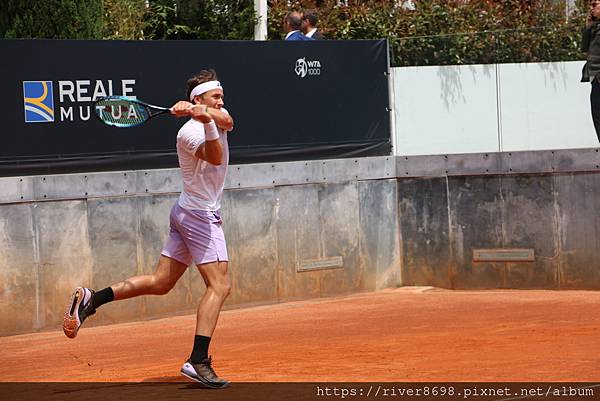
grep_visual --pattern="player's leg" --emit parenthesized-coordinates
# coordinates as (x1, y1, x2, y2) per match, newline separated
(110, 255, 188, 299)
(194, 260, 231, 337)
(63, 255, 188, 338)
(165, 207, 231, 387)
(180, 260, 231, 388)
(63, 203, 192, 339)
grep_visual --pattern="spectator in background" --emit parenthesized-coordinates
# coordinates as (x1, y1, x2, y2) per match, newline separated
(582, 0, 600, 142)
(301, 9, 325, 40)
(283, 11, 313, 41)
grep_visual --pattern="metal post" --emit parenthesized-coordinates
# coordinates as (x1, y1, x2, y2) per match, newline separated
(254, 0, 268, 40)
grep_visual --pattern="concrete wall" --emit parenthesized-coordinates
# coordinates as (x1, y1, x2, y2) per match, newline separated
(398, 174, 600, 290)
(3, 150, 600, 336)
(395, 149, 600, 290)
(0, 157, 400, 336)
(392, 61, 599, 155)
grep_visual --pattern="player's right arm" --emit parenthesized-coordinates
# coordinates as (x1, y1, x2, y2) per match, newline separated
(194, 141, 222, 166)
(175, 103, 223, 166)
(207, 107, 234, 132)
(188, 104, 223, 166)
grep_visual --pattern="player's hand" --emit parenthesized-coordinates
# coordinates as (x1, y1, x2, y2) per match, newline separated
(189, 104, 213, 123)
(170, 101, 193, 117)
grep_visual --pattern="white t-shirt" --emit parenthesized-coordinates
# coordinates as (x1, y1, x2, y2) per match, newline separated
(176, 109, 230, 211)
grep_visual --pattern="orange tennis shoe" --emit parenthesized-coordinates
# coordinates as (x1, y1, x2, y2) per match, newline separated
(63, 287, 96, 339)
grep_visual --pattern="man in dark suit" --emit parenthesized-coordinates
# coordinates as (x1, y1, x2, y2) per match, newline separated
(283, 11, 313, 41)
(582, 0, 600, 142)
(301, 9, 325, 40)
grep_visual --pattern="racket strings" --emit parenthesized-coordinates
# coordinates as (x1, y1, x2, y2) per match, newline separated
(95, 99, 149, 127)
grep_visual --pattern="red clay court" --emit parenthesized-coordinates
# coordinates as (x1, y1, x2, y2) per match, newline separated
(0, 287, 598, 383)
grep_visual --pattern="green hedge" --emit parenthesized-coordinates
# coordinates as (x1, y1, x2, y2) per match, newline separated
(268, 0, 588, 66)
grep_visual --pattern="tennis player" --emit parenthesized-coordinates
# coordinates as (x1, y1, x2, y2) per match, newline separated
(63, 69, 234, 389)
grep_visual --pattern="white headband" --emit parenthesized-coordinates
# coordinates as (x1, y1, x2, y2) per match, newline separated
(189, 80, 222, 101)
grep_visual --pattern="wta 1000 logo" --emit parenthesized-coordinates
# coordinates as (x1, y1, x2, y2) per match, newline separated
(294, 57, 322, 78)
(22, 79, 136, 123)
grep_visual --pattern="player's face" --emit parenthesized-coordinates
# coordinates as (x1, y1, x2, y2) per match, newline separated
(200, 88, 225, 109)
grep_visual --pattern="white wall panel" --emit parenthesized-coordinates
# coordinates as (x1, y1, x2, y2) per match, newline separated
(392, 61, 599, 156)
(393, 64, 500, 156)
(498, 61, 598, 151)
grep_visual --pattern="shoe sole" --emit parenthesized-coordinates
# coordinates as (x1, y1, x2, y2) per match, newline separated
(180, 369, 230, 389)
(63, 287, 87, 339)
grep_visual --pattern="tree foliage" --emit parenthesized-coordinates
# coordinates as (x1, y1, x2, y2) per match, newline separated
(144, 0, 257, 40)
(0, 0, 103, 39)
(103, 0, 146, 40)
(1, 0, 256, 41)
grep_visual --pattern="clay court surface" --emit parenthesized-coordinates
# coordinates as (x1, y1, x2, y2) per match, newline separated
(1, 287, 599, 382)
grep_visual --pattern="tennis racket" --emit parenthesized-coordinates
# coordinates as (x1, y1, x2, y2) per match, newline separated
(94, 96, 172, 128)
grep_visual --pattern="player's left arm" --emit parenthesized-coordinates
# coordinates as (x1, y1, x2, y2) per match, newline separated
(207, 107, 234, 132)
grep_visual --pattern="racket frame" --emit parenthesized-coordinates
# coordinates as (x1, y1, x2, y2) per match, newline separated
(93, 96, 172, 128)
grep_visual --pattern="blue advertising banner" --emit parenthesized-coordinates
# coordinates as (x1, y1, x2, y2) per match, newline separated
(1, 39, 390, 176)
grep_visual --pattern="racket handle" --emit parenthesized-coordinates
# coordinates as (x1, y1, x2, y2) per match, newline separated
(170, 101, 193, 117)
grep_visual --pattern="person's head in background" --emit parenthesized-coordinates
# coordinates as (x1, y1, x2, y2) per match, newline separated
(301, 9, 318, 35)
(283, 11, 303, 34)
(591, 0, 600, 21)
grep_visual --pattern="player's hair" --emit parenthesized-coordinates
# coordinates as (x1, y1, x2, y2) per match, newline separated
(186, 69, 219, 101)
(285, 12, 303, 31)
(302, 9, 318, 27)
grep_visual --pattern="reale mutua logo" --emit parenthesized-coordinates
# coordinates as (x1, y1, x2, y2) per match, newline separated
(23, 81, 55, 123)
(22, 79, 136, 124)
